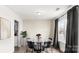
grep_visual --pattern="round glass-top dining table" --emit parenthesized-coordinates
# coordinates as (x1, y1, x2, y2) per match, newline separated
(26, 38, 53, 53)
(33, 41, 44, 53)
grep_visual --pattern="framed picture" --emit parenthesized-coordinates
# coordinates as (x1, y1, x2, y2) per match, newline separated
(0, 17, 11, 40)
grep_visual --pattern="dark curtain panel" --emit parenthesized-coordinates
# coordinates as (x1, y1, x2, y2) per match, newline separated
(53, 19, 60, 49)
(65, 6, 78, 53)
(0, 20, 1, 40)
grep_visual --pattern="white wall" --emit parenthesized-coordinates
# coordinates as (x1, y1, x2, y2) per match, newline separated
(23, 20, 55, 42)
(0, 6, 23, 53)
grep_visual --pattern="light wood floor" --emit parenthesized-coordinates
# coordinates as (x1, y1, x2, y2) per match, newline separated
(14, 46, 60, 53)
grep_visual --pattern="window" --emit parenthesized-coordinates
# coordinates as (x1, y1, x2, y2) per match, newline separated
(58, 14, 67, 43)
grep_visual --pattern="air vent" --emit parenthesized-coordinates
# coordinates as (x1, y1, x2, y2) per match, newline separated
(56, 8, 60, 11)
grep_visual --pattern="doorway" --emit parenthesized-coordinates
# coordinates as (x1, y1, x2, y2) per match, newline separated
(14, 20, 19, 48)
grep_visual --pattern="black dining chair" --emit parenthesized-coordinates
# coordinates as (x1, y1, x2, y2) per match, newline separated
(34, 42, 41, 53)
(44, 41, 51, 52)
(27, 41, 34, 52)
(33, 42, 44, 53)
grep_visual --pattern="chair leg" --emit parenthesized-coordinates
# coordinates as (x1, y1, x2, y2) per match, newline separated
(44, 48, 48, 53)
(51, 46, 53, 53)
(26, 47, 28, 52)
(31, 49, 34, 53)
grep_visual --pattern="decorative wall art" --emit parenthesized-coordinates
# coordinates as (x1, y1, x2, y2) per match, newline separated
(0, 17, 11, 40)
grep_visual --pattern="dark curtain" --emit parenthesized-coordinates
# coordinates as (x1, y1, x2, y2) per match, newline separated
(53, 19, 60, 49)
(65, 6, 78, 53)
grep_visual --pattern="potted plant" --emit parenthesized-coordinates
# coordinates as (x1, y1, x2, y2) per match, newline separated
(20, 31, 27, 46)
(21, 31, 27, 38)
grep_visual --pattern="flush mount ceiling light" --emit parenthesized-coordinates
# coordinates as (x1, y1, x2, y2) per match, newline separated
(37, 12, 41, 15)
(33, 11, 41, 15)
(33, 9, 44, 15)
(34, 12, 41, 15)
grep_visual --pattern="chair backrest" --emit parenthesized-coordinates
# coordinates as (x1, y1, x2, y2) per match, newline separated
(47, 41, 51, 47)
(34, 42, 41, 50)
(27, 41, 34, 49)
(34, 42, 44, 51)
(44, 41, 51, 48)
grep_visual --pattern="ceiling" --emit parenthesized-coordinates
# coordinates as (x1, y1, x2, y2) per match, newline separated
(6, 5, 72, 20)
